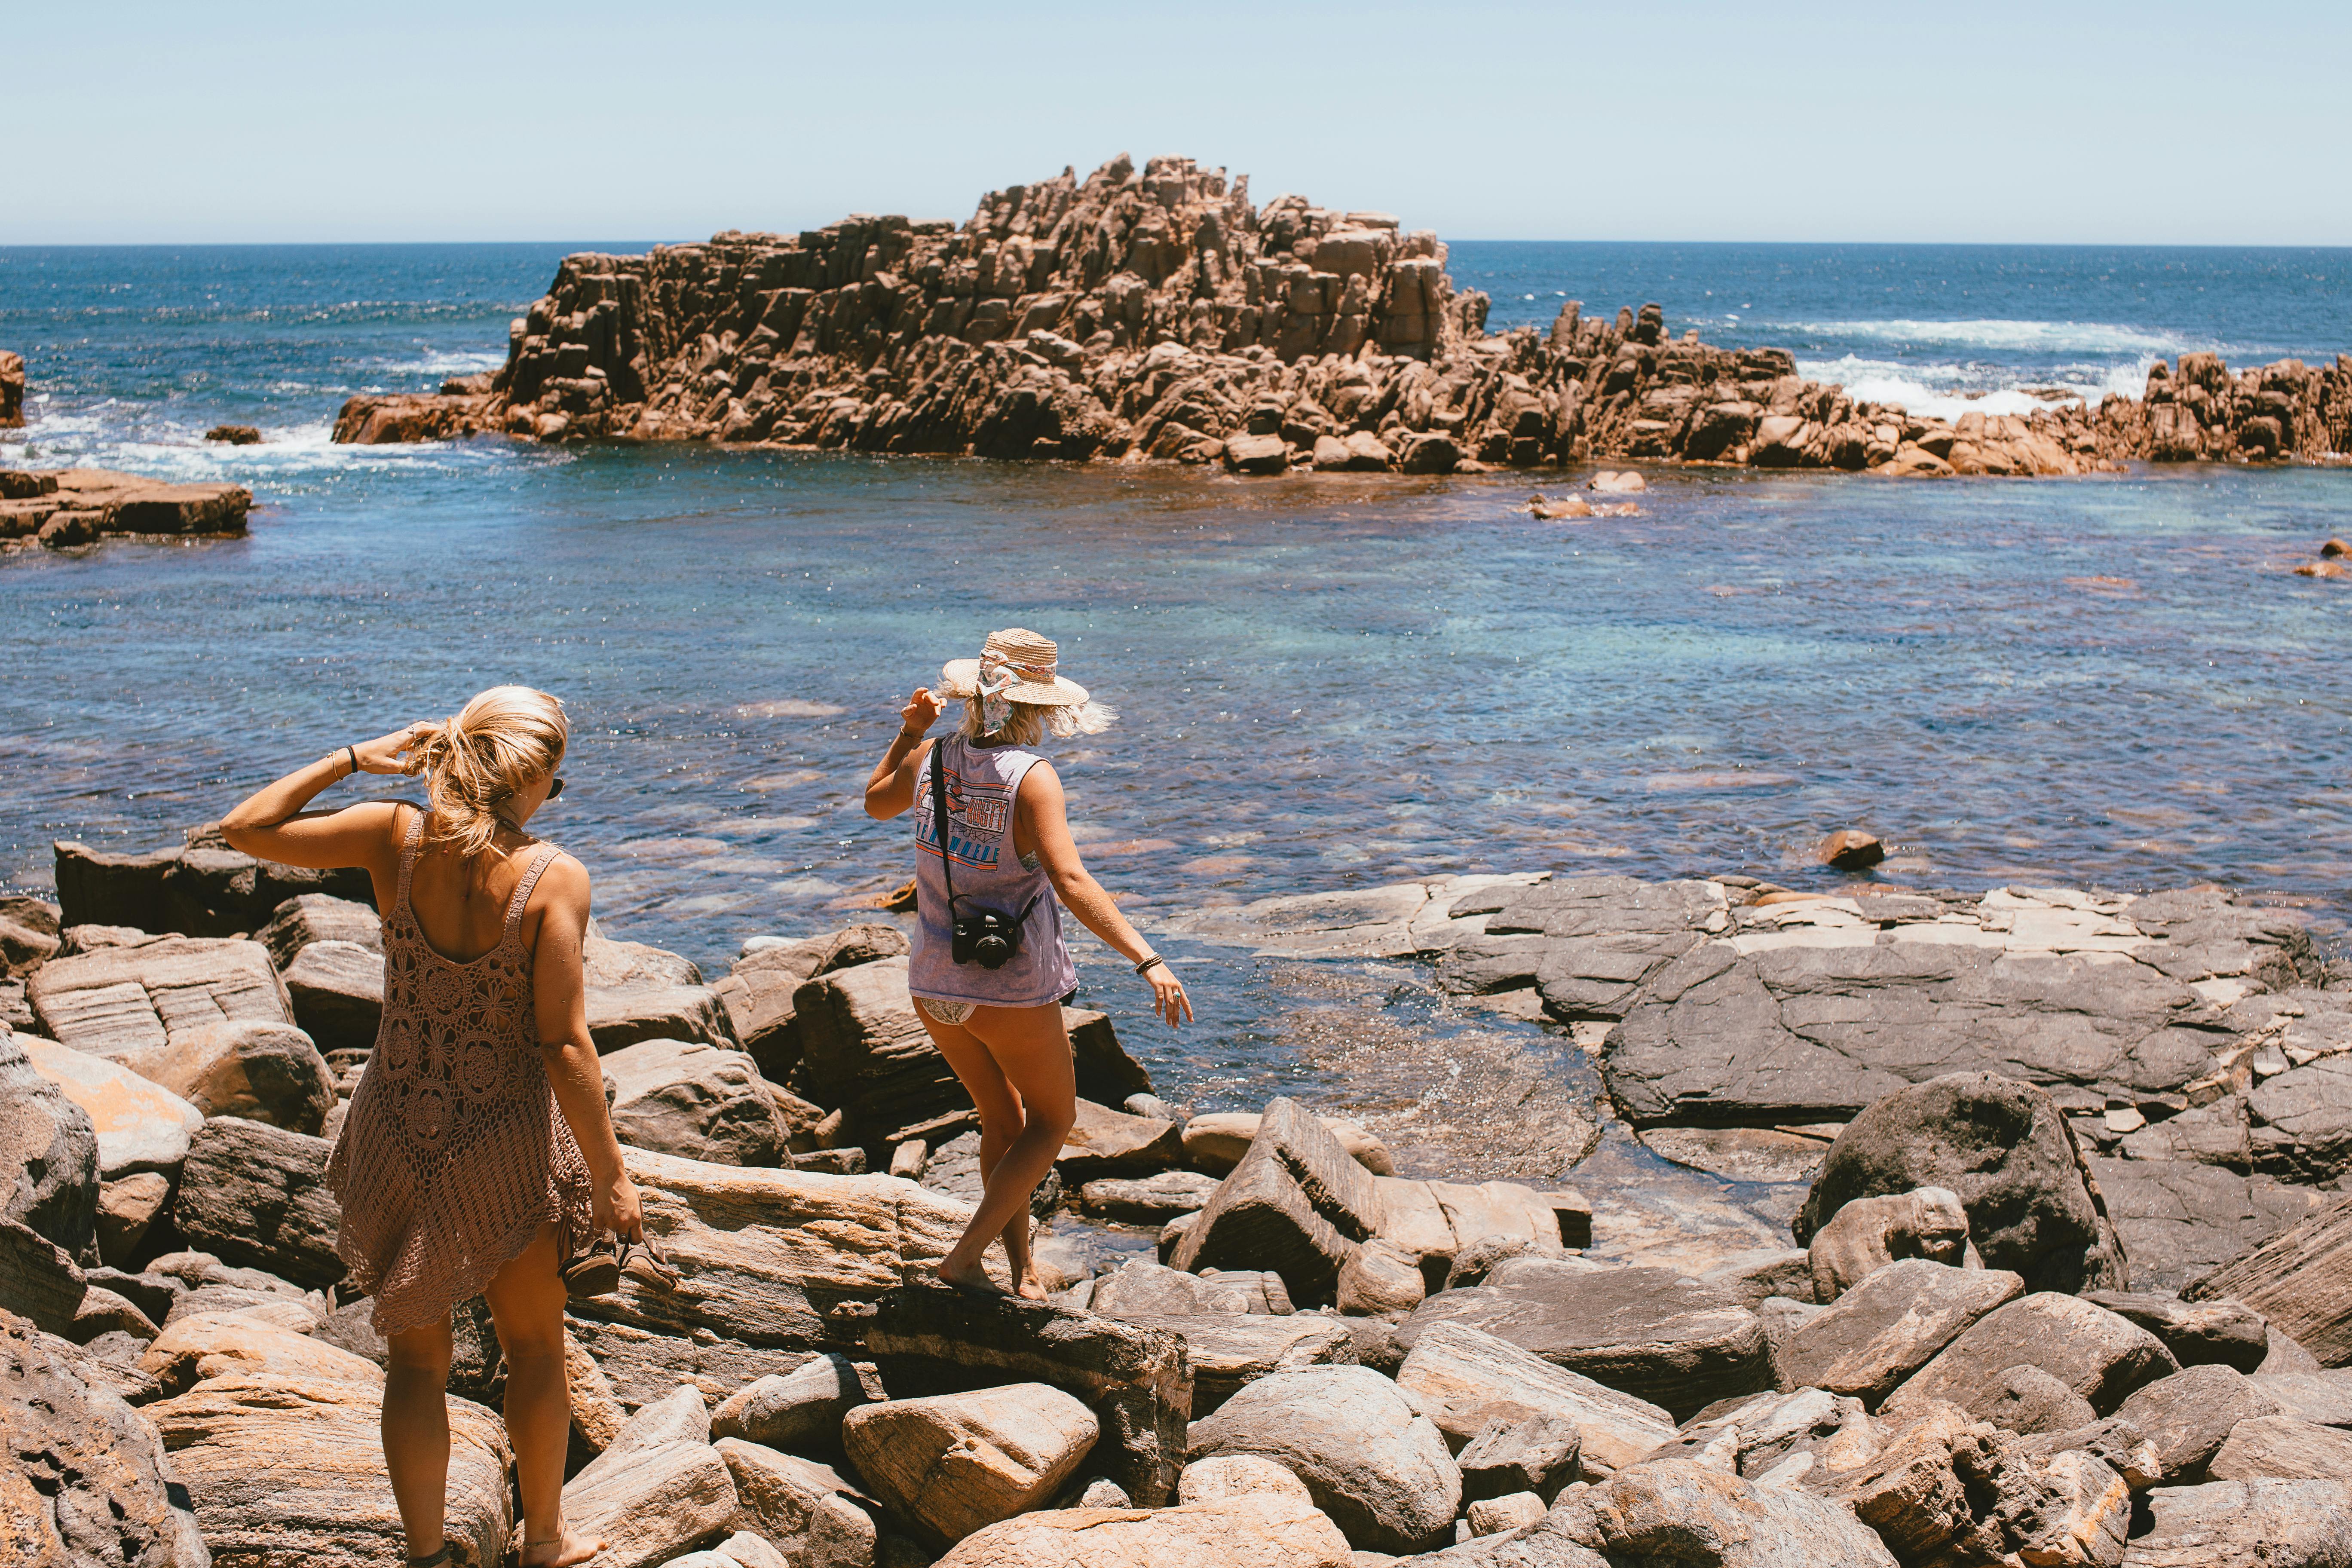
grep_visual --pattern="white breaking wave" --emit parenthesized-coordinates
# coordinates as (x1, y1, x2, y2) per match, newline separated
(0, 405, 552, 485)
(1766, 317, 2218, 359)
(364, 348, 508, 377)
(1796, 354, 2153, 423)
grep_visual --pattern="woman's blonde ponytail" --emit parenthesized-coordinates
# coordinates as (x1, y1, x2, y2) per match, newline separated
(418, 686, 569, 856)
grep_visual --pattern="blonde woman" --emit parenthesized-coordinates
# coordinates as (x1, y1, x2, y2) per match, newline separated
(221, 686, 639, 1568)
(865, 628, 1191, 1298)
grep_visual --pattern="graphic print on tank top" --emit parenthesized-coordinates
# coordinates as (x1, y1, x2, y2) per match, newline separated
(917, 760, 1016, 871)
(907, 735, 1077, 1009)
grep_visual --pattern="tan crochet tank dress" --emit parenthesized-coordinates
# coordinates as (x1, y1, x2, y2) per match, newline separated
(327, 807, 594, 1336)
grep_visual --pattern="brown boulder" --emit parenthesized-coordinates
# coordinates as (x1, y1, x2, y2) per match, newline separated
(1817, 829, 1886, 870)
(27, 936, 293, 1062)
(2187, 1190, 2352, 1365)
(935, 1493, 1351, 1568)
(842, 1381, 1099, 1546)
(1890, 1292, 2179, 1419)
(149, 1369, 512, 1566)
(0, 1308, 208, 1566)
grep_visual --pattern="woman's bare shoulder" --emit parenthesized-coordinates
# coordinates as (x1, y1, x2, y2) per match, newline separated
(534, 848, 592, 895)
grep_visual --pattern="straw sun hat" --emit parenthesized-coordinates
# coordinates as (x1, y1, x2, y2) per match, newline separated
(939, 628, 1090, 707)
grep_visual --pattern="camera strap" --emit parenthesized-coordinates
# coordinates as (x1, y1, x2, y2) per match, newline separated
(928, 740, 961, 916)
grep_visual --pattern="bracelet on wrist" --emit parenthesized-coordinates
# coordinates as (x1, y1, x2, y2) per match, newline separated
(1134, 954, 1167, 976)
(345, 745, 360, 778)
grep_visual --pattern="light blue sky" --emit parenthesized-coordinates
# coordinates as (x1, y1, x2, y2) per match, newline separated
(11, 0, 2350, 245)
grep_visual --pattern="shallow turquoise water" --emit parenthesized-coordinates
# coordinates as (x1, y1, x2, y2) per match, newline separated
(3, 242, 2350, 1130)
(4, 449, 2348, 965)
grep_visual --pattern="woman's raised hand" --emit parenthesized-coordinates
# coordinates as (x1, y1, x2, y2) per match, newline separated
(900, 687, 941, 738)
(353, 722, 438, 775)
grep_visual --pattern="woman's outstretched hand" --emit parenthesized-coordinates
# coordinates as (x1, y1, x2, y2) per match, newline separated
(1148, 961, 1193, 1029)
(353, 722, 438, 775)
(900, 687, 941, 738)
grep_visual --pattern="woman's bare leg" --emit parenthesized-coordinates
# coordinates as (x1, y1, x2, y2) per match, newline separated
(932, 1003, 1075, 1297)
(483, 1225, 602, 1567)
(921, 1008, 1044, 1295)
(383, 1317, 453, 1560)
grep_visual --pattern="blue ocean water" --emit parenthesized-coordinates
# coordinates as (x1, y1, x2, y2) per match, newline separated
(3, 242, 2351, 1144)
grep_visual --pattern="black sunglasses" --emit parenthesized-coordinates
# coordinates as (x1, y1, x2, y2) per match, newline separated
(547, 777, 566, 800)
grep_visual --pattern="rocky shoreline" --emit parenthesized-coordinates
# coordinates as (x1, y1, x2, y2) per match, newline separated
(0, 466, 252, 549)
(8, 823, 2352, 1565)
(330, 154, 2352, 481)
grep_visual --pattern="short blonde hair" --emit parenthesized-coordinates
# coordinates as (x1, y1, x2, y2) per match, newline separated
(959, 697, 1117, 746)
(414, 685, 568, 855)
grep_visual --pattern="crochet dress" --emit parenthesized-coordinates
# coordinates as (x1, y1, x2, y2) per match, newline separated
(326, 808, 595, 1335)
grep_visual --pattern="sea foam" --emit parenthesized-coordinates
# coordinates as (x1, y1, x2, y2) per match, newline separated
(1796, 354, 2153, 423)
(1767, 317, 2216, 359)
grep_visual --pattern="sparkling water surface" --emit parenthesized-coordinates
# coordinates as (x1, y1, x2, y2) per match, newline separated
(5, 242, 2351, 1201)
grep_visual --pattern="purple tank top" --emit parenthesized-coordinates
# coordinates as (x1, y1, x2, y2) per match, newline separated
(907, 735, 1078, 1008)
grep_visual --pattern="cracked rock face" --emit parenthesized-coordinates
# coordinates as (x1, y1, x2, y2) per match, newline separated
(1, 1309, 209, 1568)
(1610, 940, 2231, 1129)
(1601, 882, 2321, 1131)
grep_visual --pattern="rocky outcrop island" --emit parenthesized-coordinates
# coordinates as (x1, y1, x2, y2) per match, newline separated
(335, 154, 2352, 479)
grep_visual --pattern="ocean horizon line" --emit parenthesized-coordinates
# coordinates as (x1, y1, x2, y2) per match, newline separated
(7, 236, 2352, 254)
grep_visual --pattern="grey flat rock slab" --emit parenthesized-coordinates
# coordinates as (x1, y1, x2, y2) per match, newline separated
(1399, 1259, 1770, 1422)
(1155, 874, 1545, 959)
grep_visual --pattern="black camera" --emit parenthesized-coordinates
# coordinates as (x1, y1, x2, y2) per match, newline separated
(951, 906, 1024, 969)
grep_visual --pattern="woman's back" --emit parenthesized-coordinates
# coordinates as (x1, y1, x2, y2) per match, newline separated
(406, 824, 550, 963)
(331, 804, 590, 1335)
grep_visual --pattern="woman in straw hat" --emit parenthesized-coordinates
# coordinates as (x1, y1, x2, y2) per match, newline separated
(865, 628, 1191, 1297)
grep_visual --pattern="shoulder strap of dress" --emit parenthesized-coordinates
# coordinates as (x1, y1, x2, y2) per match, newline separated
(394, 805, 426, 905)
(503, 842, 563, 937)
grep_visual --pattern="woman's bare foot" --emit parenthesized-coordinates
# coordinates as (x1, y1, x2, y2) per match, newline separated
(521, 1527, 605, 1567)
(1003, 1256, 1048, 1300)
(936, 1258, 1010, 1297)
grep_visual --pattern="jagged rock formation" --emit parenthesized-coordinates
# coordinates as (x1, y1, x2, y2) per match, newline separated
(332, 154, 2352, 479)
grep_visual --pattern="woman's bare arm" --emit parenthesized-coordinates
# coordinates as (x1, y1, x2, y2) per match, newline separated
(863, 688, 941, 821)
(1020, 761, 1192, 1027)
(527, 854, 644, 1241)
(219, 723, 436, 874)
